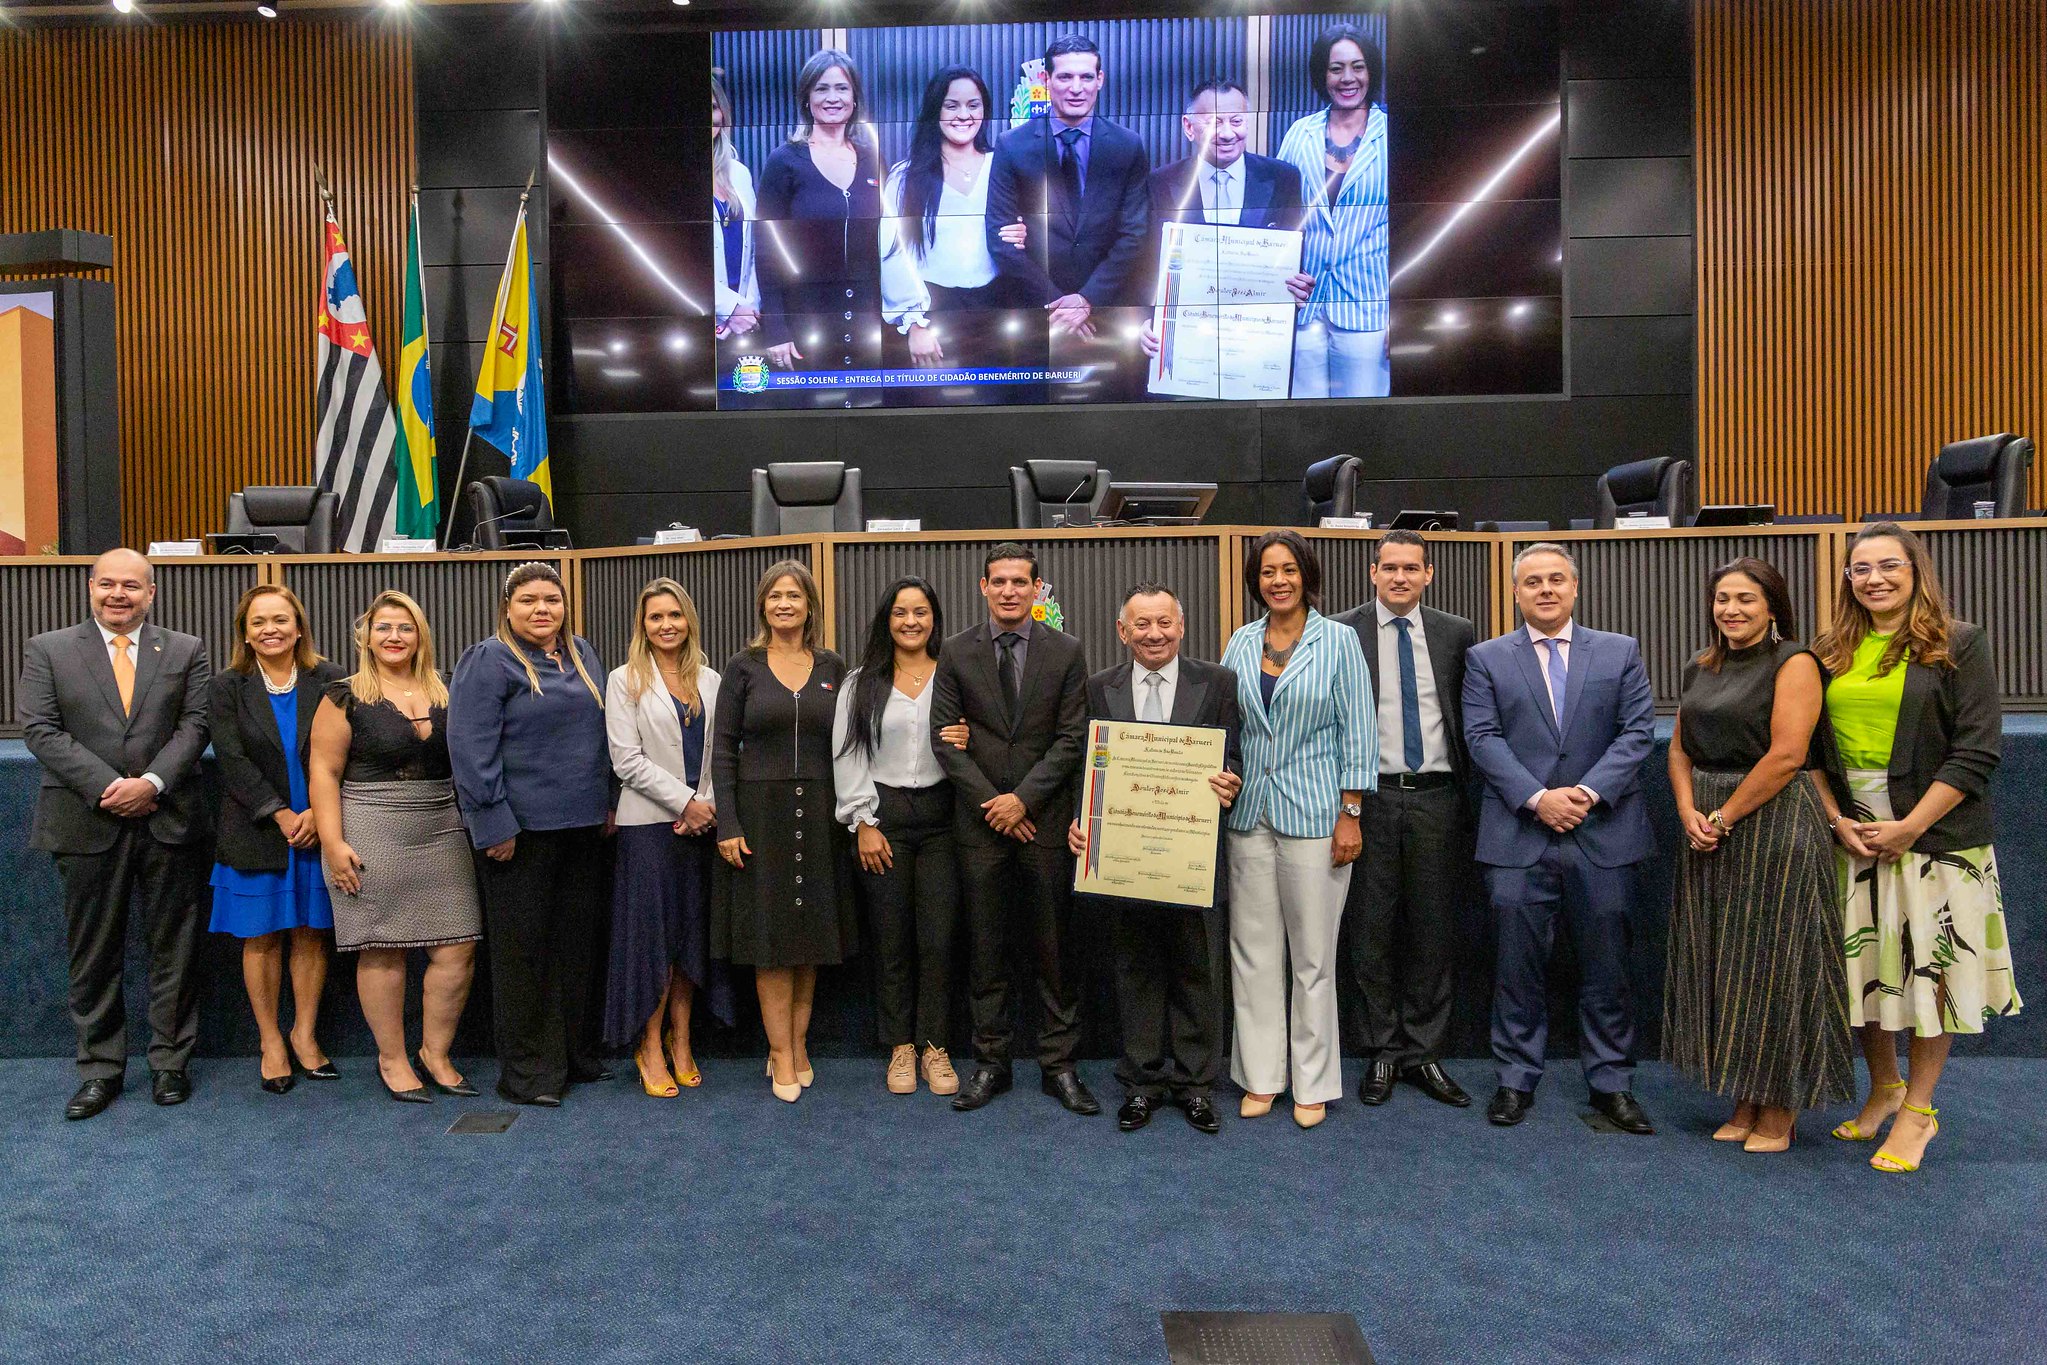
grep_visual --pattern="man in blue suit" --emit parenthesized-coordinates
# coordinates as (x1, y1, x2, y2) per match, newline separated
(1461, 543, 1658, 1134)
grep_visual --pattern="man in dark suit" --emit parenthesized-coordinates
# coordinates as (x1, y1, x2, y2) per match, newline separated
(1332, 530, 1477, 1110)
(1462, 542, 1658, 1135)
(985, 33, 1152, 402)
(18, 548, 212, 1119)
(1065, 583, 1241, 1135)
(931, 542, 1095, 1115)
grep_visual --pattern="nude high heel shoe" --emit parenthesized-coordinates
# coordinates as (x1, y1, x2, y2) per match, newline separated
(765, 1059, 800, 1103)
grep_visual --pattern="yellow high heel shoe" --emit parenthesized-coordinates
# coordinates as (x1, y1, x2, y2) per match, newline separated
(1871, 1102, 1938, 1173)
(1832, 1079, 1906, 1141)
(765, 1058, 801, 1104)
(635, 1049, 679, 1099)
(665, 1027, 701, 1088)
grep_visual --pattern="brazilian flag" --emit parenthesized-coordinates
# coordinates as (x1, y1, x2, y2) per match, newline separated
(393, 192, 439, 540)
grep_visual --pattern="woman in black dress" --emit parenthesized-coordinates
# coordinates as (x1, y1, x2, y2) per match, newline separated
(1663, 557, 1851, 1152)
(750, 48, 885, 410)
(713, 559, 854, 1103)
(307, 591, 483, 1104)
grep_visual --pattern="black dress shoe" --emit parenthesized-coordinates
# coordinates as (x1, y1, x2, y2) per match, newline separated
(1402, 1061, 1472, 1108)
(1487, 1086, 1534, 1126)
(293, 1056, 340, 1080)
(569, 1065, 616, 1084)
(1041, 1070, 1101, 1116)
(528, 1094, 562, 1108)
(260, 1071, 297, 1096)
(418, 1051, 480, 1098)
(1117, 1095, 1156, 1131)
(1590, 1089, 1656, 1135)
(1181, 1095, 1222, 1135)
(65, 1076, 122, 1121)
(151, 1070, 191, 1106)
(951, 1068, 1011, 1112)
(1358, 1060, 1396, 1106)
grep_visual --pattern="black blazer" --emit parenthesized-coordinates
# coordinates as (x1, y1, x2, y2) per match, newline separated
(929, 621, 1089, 849)
(1081, 655, 1243, 908)
(986, 115, 1153, 308)
(1147, 152, 1305, 242)
(1332, 601, 1475, 787)
(1823, 621, 2001, 852)
(19, 619, 212, 855)
(210, 660, 348, 871)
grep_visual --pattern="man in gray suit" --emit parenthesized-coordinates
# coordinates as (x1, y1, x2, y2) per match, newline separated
(19, 548, 212, 1119)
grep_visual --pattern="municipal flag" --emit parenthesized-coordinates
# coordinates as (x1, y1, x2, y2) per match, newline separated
(313, 208, 399, 551)
(393, 193, 439, 540)
(470, 199, 550, 502)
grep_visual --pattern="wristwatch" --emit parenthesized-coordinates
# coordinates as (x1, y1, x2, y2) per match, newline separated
(1706, 810, 1727, 830)
(1340, 801, 1363, 818)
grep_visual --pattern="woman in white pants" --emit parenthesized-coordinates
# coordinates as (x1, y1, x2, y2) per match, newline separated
(1220, 530, 1376, 1128)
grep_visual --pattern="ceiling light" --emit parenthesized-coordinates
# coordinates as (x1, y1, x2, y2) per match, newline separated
(256, 0, 278, 15)
(111, 0, 136, 13)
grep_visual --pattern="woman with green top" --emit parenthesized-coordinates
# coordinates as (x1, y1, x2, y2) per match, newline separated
(1814, 522, 2021, 1173)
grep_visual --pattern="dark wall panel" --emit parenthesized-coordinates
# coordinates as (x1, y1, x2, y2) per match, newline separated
(1565, 78, 1691, 158)
(1568, 315, 1695, 397)
(1565, 157, 1694, 238)
(1568, 237, 1694, 316)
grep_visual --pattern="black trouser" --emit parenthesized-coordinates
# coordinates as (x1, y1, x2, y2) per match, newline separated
(957, 829, 1082, 1075)
(55, 827, 206, 1080)
(1342, 779, 1465, 1068)
(478, 826, 606, 1101)
(1110, 903, 1220, 1101)
(858, 783, 958, 1050)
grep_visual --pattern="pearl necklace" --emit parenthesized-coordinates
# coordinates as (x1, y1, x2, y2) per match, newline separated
(262, 666, 298, 696)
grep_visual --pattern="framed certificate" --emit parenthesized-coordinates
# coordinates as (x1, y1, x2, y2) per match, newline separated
(1073, 719, 1229, 909)
(1147, 221, 1302, 402)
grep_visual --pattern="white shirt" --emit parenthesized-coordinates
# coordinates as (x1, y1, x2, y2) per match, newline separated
(832, 666, 945, 830)
(96, 619, 163, 792)
(1197, 156, 1247, 226)
(1521, 618, 1598, 807)
(1374, 601, 1450, 775)
(879, 156, 997, 329)
(1131, 654, 1180, 722)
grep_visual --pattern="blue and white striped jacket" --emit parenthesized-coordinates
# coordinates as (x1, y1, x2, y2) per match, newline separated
(1274, 105, 1390, 335)
(1221, 609, 1377, 838)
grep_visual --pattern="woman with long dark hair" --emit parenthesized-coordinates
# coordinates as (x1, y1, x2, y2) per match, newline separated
(1663, 557, 1851, 1152)
(832, 578, 960, 1096)
(1812, 523, 2020, 1173)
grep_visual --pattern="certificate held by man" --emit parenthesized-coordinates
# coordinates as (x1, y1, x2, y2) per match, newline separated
(1074, 720, 1229, 908)
(1147, 221, 1302, 402)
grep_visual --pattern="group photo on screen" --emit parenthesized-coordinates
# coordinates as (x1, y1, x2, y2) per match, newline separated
(709, 13, 1393, 410)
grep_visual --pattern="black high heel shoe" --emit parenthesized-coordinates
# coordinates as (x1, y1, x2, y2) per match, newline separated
(417, 1050, 479, 1098)
(379, 1060, 432, 1104)
(292, 1046, 340, 1081)
(260, 1071, 296, 1096)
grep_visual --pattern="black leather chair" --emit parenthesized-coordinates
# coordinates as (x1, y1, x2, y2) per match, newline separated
(1010, 459, 1109, 528)
(750, 462, 864, 535)
(1302, 455, 1364, 523)
(1922, 434, 2034, 519)
(1595, 457, 1698, 529)
(226, 486, 338, 553)
(465, 476, 564, 548)
(1475, 519, 1551, 533)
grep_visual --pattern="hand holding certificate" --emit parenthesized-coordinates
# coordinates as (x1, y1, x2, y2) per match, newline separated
(1073, 720, 1230, 908)
(1147, 222, 1303, 402)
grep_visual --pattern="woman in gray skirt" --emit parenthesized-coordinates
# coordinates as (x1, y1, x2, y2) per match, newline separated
(1664, 557, 1851, 1152)
(309, 590, 483, 1104)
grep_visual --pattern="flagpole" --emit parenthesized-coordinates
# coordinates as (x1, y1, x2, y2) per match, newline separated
(442, 167, 535, 548)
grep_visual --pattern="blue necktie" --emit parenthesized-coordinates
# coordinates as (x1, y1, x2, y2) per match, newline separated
(1392, 617, 1423, 770)
(1540, 636, 1568, 727)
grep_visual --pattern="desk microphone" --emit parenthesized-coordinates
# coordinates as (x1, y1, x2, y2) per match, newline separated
(451, 504, 539, 552)
(1051, 469, 1096, 529)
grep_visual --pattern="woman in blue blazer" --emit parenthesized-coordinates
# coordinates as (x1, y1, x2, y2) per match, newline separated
(1220, 530, 1376, 1128)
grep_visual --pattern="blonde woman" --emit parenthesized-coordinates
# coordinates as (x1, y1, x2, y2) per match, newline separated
(712, 69, 760, 339)
(307, 591, 481, 1104)
(605, 578, 735, 1096)
(712, 560, 855, 1102)
(449, 562, 612, 1108)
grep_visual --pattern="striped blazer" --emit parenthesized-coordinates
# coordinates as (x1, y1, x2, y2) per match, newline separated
(1221, 609, 1377, 839)
(1274, 105, 1390, 335)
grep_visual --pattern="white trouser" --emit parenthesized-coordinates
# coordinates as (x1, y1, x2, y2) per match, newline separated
(1291, 319, 1391, 398)
(1226, 822, 1353, 1105)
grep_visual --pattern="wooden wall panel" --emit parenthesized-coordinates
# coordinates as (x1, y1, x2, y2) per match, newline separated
(0, 21, 414, 546)
(1696, 1, 2047, 519)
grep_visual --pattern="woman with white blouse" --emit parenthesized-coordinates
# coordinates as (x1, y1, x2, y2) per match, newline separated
(832, 577, 960, 1096)
(711, 70, 760, 341)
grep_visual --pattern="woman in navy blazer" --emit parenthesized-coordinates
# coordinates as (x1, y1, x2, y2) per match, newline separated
(1219, 530, 1375, 1129)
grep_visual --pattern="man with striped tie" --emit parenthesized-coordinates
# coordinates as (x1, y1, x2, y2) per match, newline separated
(18, 549, 212, 1120)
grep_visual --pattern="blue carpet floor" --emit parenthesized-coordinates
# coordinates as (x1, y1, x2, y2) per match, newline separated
(3, 1056, 2043, 1364)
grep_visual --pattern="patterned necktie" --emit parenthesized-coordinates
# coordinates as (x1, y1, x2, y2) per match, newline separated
(1392, 617, 1423, 770)
(1140, 671, 1165, 722)
(997, 632, 1022, 713)
(1057, 126, 1085, 207)
(111, 634, 135, 716)
(1540, 636, 1568, 727)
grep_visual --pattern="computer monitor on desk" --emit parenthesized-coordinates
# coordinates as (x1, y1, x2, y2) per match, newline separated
(1095, 482, 1217, 526)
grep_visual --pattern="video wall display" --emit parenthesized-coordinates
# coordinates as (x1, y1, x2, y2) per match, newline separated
(545, 6, 1562, 415)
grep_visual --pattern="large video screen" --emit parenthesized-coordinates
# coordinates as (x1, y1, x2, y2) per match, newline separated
(545, 8, 1562, 415)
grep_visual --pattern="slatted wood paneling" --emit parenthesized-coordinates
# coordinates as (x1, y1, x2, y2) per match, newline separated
(0, 21, 415, 547)
(1696, 0, 2047, 518)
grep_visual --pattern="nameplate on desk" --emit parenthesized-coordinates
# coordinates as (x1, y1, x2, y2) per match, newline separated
(1318, 515, 1374, 530)
(1615, 515, 1672, 530)
(865, 519, 921, 533)
(377, 537, 437, 554)
(147, 540, 203, 557)
(653, 527, 702, 545)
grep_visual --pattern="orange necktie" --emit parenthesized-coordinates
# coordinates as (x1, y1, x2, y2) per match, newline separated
(111, 634, 135, 716)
